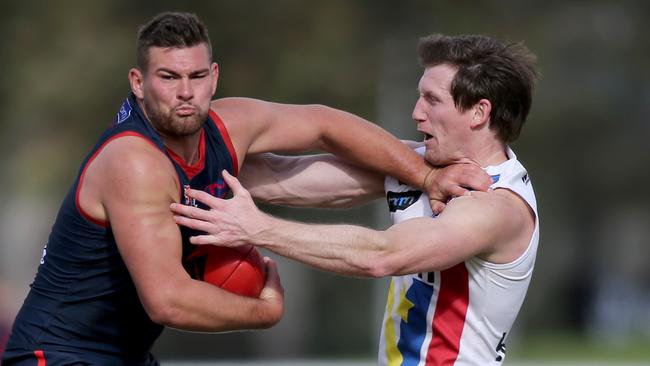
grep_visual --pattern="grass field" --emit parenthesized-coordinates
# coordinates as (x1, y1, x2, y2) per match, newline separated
(163, 333, 650, 365)
(165, 362, 649, 366)
(509, 332, 650, 363)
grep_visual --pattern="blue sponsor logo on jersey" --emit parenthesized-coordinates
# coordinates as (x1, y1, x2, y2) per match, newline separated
(116, 98, 132, 124)
(491, 174, 500, 183)
(387, 190, 422, 212)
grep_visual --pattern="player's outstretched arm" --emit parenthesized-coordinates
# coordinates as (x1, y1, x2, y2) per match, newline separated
(85, 137, 283, 332)
(239, 153, 385, 208)
(239, 152, 491, 211)
(171, 171, 534, 277)
(213, 98, 491, 210)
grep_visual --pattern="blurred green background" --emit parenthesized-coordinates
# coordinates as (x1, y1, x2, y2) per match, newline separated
(1, 0, 649, 363)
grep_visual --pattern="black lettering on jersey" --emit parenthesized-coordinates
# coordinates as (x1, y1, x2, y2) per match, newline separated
(522, 174, 530, 184)
(386, 190, 422, 212)
(417, 271, 435, 284)
(495, 332, 507, 361)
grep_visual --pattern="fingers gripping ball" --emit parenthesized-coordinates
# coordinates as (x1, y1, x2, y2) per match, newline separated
(184, 245, 266, 298)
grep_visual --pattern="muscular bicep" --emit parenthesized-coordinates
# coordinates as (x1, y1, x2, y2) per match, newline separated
(213, 98, 329, 158)
(93, 138, 185, 317)
(240, 153, 385, 208)
(382, 191, 531, 275)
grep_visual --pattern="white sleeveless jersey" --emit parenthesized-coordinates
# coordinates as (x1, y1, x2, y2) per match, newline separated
(378, 147, 539, 366)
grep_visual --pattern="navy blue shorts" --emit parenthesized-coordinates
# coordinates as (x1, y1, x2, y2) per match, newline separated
(2, 347, 159, 366)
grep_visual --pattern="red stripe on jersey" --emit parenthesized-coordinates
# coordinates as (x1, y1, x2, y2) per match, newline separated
(426, 263, 470, 365)
(165, 129, 206, 180)
(209, 109, 239, 176)
(75, 131, 159, 228)
(34, 349, 46, 366)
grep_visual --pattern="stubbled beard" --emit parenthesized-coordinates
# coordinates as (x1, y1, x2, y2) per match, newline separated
(143, 97, 207, 137)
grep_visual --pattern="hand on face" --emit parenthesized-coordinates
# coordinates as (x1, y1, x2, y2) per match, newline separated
(170, 170, 265, 247)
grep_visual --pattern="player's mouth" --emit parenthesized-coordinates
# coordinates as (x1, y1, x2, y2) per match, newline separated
(423, 133, 433, 141)
(175, 105, 196, 117)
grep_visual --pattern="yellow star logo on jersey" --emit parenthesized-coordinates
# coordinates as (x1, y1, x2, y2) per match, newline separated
(397, 288, 415, 323)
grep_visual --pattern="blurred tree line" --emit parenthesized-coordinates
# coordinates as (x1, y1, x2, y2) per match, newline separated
(1, 0, 649, 362)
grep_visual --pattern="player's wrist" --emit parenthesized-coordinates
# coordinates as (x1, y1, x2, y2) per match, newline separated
(422, 166, 443, 195)
(422, 167, 436, 189)
(248, 212, 280, 248)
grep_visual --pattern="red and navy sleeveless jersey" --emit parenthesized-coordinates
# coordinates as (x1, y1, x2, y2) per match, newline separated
(3, 94, 238, 366)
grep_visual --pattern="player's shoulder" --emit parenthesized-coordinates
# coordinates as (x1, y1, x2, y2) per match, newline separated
(211, 97, 270, 115)
(94, 135, 173, 182)
(456, 188, 521, 210)
(455, 189, 533, 233)
(442, 189, 520, 225)
(210, 98, 277, 144)
(81, 135, 178, 210)
(211, 98, 269, 126)
(433, 190, 530, 253)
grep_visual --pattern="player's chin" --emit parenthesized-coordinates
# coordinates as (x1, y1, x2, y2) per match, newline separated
(172, 117, 204, 136)
(424, 150, 443, 166)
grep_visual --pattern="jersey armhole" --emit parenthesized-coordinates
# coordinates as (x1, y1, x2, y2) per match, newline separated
(76, 131, 160, 228)
(209, 109, 239, 176)
(475, 186, 538, 269)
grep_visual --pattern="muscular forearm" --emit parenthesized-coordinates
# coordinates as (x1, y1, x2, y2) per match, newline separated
(241, 153, 384, 208)
(171, 180, 398, 277)
(148, 277, 280, 332)
(317, 106, 430, 190)
(254, 215, 390, 278)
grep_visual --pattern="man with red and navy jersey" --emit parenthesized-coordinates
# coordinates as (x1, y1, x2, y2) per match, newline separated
(172, 34, 540, 365)
(2, 13, 489, 366)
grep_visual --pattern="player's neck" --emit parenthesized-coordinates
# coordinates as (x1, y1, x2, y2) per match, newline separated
(164, 132, 202, 166)
(473, 140, 508, 168)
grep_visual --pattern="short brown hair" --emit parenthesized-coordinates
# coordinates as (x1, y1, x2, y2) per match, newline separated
(418, 34, 538, 143)
(136, 12, 212, 71)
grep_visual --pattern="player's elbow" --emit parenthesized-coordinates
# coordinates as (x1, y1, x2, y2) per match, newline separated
(255, 313, 282, 330)
(140, 287, 185, 326)
(252, 299, 284, 330)
(143, 298, 178, 326)
(365, 266, 389, 279)
(147, 306, 173, 326)
(365, 256, 397, 278)
(360, 243, 399, 278)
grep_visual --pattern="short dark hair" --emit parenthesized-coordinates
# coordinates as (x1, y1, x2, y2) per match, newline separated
(136, 12, 212, 71)
(418, 34, 538, 143)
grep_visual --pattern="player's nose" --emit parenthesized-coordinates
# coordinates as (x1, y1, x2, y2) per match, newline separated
(178, 77, 194, 101)
(412, 97, 427, 122)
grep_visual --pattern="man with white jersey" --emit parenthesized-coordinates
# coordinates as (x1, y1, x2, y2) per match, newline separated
(171, 33, 540, 365)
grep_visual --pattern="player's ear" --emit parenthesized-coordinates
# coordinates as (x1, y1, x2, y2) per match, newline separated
(129, 68, 145, 99)
(470, 99, 491, 129)
(210, 63, 219, 95)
